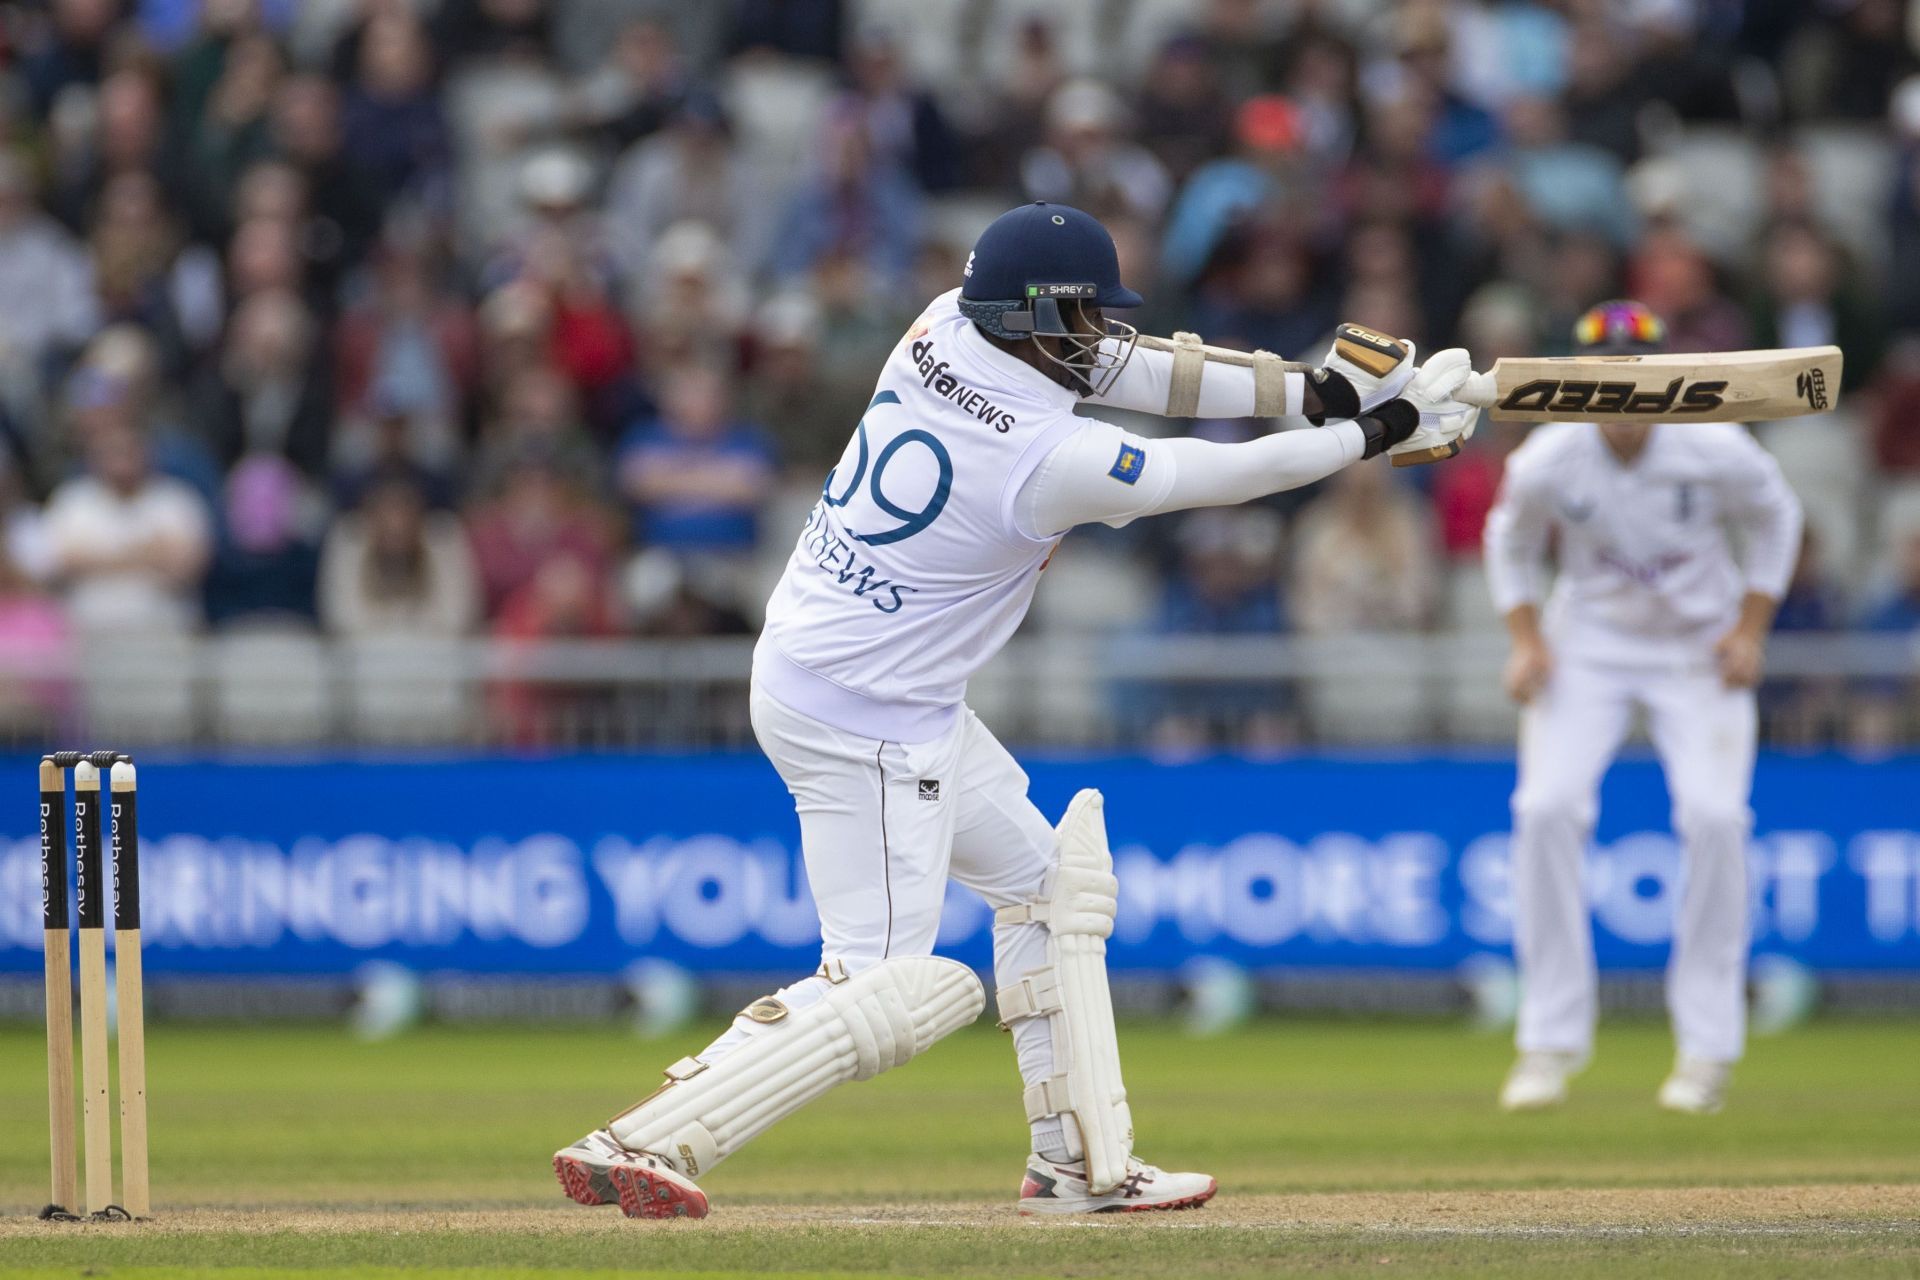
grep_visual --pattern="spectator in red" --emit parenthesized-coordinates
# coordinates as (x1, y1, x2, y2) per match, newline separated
(335, 237, 479, 438)
(489, 551, 621, 747)
(467, 444, 615, 619)
(1871, 333, 1920, 474)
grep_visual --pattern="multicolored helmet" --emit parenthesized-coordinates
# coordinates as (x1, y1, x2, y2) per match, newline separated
(1572, 299, 1667, 354)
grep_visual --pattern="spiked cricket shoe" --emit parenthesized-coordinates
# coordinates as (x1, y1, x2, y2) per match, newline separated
(1018, 1154, 1217, 1215)
(553, 1129, 710, 1219)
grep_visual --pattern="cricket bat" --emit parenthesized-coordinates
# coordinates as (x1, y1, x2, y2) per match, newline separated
(1460, 345, 1842, 423)
(1388, 345, 1844, 467)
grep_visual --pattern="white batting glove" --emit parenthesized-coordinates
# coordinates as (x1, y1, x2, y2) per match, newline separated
(1386, 347, 1479, 467)
(1306, 322, 1418, 424)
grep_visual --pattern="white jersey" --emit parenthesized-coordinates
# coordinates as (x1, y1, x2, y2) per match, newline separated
(757, 289, 1088, 741)
(1483, 422, 1802, 667)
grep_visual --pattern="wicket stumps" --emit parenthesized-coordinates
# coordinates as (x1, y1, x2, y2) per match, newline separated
(39, 750, 150, 1222)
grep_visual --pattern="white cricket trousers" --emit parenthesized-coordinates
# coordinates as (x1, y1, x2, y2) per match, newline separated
(1511, 659, 1756, 1064)
(694, 684, 1067, 1152)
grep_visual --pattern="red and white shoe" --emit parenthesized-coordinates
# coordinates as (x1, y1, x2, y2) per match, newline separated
(552, 1129, 710, 1219)
(1018, 1153, 1217, 1215)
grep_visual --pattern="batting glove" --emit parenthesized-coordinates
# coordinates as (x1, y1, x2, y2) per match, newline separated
(1306, 323, 1419, 425)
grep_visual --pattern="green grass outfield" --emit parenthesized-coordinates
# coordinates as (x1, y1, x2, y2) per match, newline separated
(2, 1017, 1917, 1277)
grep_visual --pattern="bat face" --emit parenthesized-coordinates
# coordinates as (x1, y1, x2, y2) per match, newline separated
(1471, 346, 1842, 424)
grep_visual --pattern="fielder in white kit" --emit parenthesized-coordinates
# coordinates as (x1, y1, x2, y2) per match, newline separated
(553, 202, 1480, 1217)
(1483, 301, 1804, 1116)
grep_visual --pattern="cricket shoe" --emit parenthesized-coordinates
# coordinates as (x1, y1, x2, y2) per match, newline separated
(1658, 1057, 1732, 1115)
(1499, 1050, 1588, 1111)
(1018, 1154, 1217, 1215)
(553, 1129, 710, 1219)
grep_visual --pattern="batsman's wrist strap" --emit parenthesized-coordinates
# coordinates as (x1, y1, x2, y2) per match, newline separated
(1306, 368, 1359, 425)
(1357, 399, 1418, 459)
(1162, 331, 1305, 417)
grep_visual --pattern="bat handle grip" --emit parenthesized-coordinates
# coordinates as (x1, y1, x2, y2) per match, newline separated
(1457, 370, 1496, 409)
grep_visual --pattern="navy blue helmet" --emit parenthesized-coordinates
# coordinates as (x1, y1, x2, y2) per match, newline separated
(959, 202, 1141, 395)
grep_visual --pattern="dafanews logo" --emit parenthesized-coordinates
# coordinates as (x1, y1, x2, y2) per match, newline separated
(909, 339, 1016, 432)
(1497, 376, 1727, 416)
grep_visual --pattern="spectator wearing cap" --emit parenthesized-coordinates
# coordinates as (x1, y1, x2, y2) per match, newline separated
(1021, 79, 1171, 226)
(630, 219, 751, 373)
(45, 412, 214, 635)
(203, 453, 323, 627)
(318, 470, 480, 638)
(493, 152, 637, 416)
(616, 363, 775, 559)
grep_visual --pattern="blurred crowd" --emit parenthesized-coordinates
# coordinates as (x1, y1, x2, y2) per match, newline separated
(0, 0, 1917, 748)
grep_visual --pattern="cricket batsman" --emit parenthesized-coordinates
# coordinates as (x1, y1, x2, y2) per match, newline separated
(1484, 300, 1804, 1115)
(555, 202, 1478, 1217)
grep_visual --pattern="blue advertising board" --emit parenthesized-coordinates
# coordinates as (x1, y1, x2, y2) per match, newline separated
(1, 753, 1917, 976)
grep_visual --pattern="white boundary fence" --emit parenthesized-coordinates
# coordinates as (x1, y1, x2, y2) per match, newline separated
(0, 631, 1909, 749)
